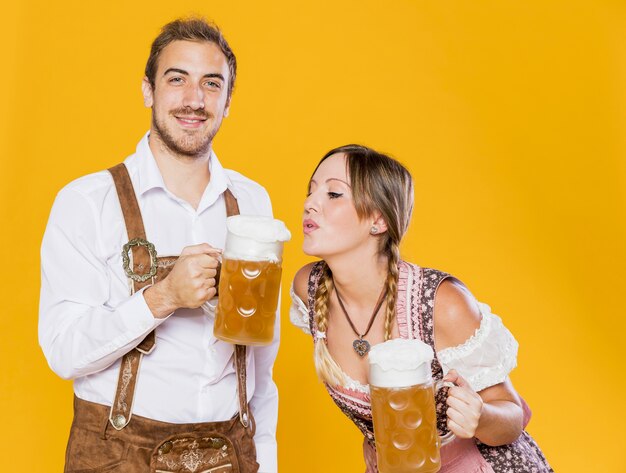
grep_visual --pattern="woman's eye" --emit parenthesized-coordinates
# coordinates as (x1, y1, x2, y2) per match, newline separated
(328, 192, 343, 199)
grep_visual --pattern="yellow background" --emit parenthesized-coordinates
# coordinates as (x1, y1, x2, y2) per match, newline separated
(1, 0, 625, 471)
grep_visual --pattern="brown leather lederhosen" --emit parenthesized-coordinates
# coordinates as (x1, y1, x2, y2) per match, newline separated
(65, 163, 259, 473)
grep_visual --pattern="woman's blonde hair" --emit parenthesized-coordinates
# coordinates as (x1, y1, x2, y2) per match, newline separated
(311, 144, 414, 385)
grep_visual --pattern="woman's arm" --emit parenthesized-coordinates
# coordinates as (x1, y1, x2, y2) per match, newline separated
(444, 370, 523, 445)
(434, 279, 524, 446)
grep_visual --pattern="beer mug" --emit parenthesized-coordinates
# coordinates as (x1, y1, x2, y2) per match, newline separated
(213, 215, 291, 346)
(369, 339, 454, 473)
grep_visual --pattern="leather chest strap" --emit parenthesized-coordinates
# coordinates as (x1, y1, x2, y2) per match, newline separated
(109, 163, 147, 246)
(108, 163, 156, 354)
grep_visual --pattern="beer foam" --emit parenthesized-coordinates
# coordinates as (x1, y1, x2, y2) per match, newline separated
(224, 215, 291, 262)
(368, 339, 434, 388)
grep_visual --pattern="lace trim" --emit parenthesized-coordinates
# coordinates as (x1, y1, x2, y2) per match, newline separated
(437, 302, 519, 392)
(289, 283, 311, 334)
(335, 372, 370, 395)
(396, 261, 409, 338)
(466, 336, 518, 392)
(437, 302, 496, 361)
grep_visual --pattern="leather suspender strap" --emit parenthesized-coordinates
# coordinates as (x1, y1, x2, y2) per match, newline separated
(220, 193, 249, 428)
(235, 345, 250, 428)
(108, 163, 155, 430)
(224, 188, 240, 216)
(109, 164, 148, 247)
(218, 189, 240, 287)
(108, 163, 156, 354)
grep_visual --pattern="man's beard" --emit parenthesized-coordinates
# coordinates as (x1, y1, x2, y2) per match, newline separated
(152, 107, 220, 158)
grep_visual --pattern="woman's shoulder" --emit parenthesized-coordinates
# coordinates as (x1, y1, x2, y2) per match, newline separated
(434, 277, 483, 350)
(290, 262, 323, 335)
(401, 261, 482, 349)
(293, 261, 324, 302)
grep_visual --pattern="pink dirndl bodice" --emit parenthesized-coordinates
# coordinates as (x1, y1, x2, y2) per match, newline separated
(306, 260, 553, 473)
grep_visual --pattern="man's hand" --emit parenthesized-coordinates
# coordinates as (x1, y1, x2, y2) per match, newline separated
(144, 243, 221, 319)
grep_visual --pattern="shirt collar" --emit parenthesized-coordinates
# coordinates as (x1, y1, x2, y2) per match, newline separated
(199, 148, 232, 213)
(127, 132, 166, 196)
(125, 132, 237, 209)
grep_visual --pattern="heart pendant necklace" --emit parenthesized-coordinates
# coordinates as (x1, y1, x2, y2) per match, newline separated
(334, 286, 387, 357)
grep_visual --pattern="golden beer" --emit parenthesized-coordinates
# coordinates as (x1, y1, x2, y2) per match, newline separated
(369, 339, 452, 473)
(371, 382, 441, 473)
(214, 258, 282, 345)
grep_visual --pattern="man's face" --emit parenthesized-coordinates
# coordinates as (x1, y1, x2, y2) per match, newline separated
(142, 40, 231, 158)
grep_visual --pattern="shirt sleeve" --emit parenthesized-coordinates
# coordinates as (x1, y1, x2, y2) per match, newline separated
(289, 283, 311, 334)
(38, 186, 168, 380)
(436, 302, 519, 392)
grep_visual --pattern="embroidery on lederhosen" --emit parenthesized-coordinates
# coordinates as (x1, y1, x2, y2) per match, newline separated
(116, 354, 136, 415)
(150, 347, 256, 473)
(154, 436, 235, 472)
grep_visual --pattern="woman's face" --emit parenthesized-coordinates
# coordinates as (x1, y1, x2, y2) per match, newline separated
(302, 153, 374, 258)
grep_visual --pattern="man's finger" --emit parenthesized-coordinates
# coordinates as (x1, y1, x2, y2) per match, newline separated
(181, 243, 223, 257)
(195, 254, 220, 269)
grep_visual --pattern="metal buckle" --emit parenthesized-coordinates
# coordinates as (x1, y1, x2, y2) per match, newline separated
(240, 411, 249, 428)
(122, 238, 158, 283)
(111, 414, 127, 430)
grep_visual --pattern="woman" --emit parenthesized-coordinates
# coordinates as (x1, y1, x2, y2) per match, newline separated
(290, 145, 552, 472)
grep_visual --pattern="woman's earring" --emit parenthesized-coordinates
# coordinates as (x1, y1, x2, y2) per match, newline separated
(370, 226, 379, 235)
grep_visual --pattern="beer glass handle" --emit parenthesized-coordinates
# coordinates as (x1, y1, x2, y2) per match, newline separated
(201, 252, 224, 315)
(435, 380, 456, 447)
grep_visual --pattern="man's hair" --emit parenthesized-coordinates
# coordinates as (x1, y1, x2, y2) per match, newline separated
(145, 17, 237, 100)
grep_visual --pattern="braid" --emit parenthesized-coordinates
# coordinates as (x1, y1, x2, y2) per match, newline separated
(313, 262, 347, 386)
(383, 241, 401, 341)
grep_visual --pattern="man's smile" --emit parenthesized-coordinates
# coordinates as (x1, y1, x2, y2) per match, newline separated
(175, 115, 207, 128)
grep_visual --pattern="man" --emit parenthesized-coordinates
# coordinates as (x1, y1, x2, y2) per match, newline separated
(39, 18, 278, 472)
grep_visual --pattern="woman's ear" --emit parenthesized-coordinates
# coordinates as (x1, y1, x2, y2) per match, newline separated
(370, 213, 388, 235)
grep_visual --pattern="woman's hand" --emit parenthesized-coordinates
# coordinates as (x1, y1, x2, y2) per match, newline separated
(443, 369, 484, 439)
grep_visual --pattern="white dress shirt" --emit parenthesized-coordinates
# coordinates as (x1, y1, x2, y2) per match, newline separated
(39, 133, 279, 472)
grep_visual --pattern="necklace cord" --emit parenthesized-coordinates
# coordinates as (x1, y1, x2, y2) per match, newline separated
(334, 285, 387, 339)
